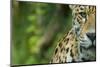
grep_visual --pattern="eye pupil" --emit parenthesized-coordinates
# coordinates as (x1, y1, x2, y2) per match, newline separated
(79, 12, 86, 18)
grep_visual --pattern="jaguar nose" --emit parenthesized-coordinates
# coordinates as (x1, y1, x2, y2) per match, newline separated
(86, 32, 96, 42)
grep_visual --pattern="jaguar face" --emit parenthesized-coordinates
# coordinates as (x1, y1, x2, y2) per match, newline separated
(71, 5, 96, 61)
(80, 12, 96, 61)
(80, 13, 96, 49)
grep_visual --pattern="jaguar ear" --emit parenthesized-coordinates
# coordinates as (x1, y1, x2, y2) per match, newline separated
(69, 5, 76, 10)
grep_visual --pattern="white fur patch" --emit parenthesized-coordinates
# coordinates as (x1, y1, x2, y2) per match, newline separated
(66, 49, 73, 62)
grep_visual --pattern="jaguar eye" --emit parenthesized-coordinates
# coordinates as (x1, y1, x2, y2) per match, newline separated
(79, 12, 86, 18)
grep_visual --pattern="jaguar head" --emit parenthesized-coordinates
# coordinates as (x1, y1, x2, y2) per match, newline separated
(70, 5, 96, 61)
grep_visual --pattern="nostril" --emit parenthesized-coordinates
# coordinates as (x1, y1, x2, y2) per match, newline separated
(86, 32, 96, 42)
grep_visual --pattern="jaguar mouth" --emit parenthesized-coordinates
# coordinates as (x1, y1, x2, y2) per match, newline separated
(79, 34, 96, 49)
(80, 44, 96, 51)
(79, 38, 96, 55)
(80, 40, 96, 50)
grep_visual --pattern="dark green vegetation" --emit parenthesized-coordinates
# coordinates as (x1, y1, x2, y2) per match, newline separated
(12, 0, 72, 65)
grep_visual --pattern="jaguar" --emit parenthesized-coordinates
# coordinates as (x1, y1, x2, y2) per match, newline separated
(50, 5, 96, 63)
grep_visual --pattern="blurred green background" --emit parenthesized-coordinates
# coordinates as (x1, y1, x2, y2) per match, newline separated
(12, 0, 72, 65)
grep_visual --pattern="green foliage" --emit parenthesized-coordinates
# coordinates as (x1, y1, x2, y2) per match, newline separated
(12, 1, 72, 65)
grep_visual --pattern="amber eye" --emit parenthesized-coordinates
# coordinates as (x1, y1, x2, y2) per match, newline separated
(79, 12, 86, 18)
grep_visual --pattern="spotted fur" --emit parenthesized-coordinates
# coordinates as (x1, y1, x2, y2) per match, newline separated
(50, 5, 96, 63)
